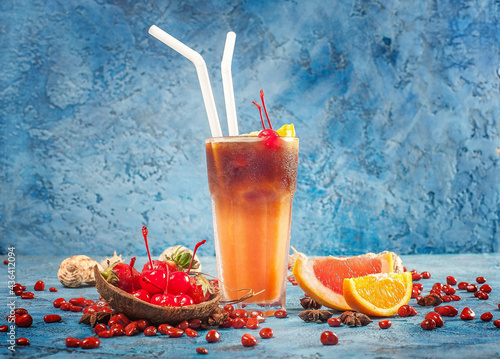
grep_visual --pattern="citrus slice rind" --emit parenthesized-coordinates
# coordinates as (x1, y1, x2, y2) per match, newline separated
(343, 272, 413, 317)
(292, 252, 395, 311)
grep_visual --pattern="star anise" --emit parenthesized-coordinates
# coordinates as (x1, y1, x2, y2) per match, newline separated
(339, 311, 372, 326)
(417, 294, 443, 306)
(300, 297, 322, 310)
(201, 307, 229, 329)
(298, 309, 333, 323)
(79, 311, 114, 328)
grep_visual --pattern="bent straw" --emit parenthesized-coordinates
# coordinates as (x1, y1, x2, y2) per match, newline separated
(221, 31, 238, 136)
(148, 25, 223, 138)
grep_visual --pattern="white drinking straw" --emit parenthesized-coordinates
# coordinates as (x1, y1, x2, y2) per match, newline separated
(221, 31, 238, 136)
(148, 25, 223, 138)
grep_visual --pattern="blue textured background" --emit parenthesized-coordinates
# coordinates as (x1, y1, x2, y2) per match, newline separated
(1, 0, 499, 256)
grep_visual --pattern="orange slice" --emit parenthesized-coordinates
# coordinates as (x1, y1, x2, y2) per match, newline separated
(293, 252, 396, 311)
(343, 272, 413, 316)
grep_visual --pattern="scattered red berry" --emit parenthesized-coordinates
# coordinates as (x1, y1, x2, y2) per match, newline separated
(49, 287, 58, 292)
(274, 310, 287, 318)
(176, 320, 189, 331)
(320, 331, 338, 345)
(477, 292, 489, 300)
(206, 329, 221, 343)
(233, 318, 246, 329)
(125, 322, 140, 336)
(231, 309, 248, 318)
(65, 337, 81, 348)
(241, 333, 257, 347)
(480, 312, 493, 322)
(189, 318, 202, 329)
(379, 320, 391, 329)
(81, 337, 100, 349)
(3, 260, 8, 265)
(21, 292, 34, 299)
(97, 330, 113, 338)
(460, 307, 475, 320)
(425, 312, 444, 328)
(494, 319, 500, 328)
(16, 314, 33, 327)
(398, 305, 417, 317)
(421, 271, 431, 279)
(44, 314, 62, 323)
(479, 284, 491, 293)
(196, 347, 209, 354)
(476, 277, 486, 284)
(259, 327, 273, 339)
(466, 284, 478, 292)
(446, 276, 457, 285)
(0, 325, 8, 332)
(16, 337, 30, 346)
(137, 319, 151, 331)
(327, 317, 342, 327)
(223, 304, 235, 313)
(157, 324, 172, 335)
(412, 273, 423, 281)
(34, 280, 45, 291)
(185, 328, 198, 337)
(434, 305, 458, 317)
(143, 326, 158, 337)
(246, 317, 259, 329)
(166, 327, 184, 338)
(457, 282, 469, 290)
(14, 308, 28, 315)
(53, 298, 66, 308)
(421, 319, 436, 331)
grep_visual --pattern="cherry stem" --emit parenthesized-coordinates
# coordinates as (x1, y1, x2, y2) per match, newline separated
(142, 226, 153, 268)
(260, 89, 272, 130)
(252, 101, 266, 130)
(187, 239, 206, 275)
(129, 257, 136, 292)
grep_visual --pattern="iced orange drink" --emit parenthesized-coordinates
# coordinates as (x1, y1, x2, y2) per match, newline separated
(206, 134, 299, 311)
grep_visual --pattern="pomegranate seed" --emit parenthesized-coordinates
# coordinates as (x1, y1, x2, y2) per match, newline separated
(466, 284, 478, 292)
(320, 331, 339, 345)
(44, 314, 62, 323)
(259, 327, 273, 339)
(480, 312, 493, 322)
(34, 280, 45, 291)
(81, 337, 100, 349)
(206, 329, 221, 343)
(196, 347, 209, 354)
(137, 319, 150, 331)
(157, 324, 173, 335)
(144, 326, 158, 337)
(457, 282, 469, 290)
(446, 276, 457, 285)
(176, 320, 189, 331)
(21, 292, 34, 299)
(14, 308, 28, 315)
(421, 271, 431, 279)
(65, 337, 81, 348)
(421, 319, 436, 331)
(188, 318, 202, 329)
(494, 319, 500, 328)
(185, 328, 198, 337)
(241, 333, 258, 347)
(327, 317, 342, 327)
(479, 284, 492, 293)
(246, 318, 259, 329)
(16, 314, 33, 327)
(477, 292, 489, 300)
(94, 323, 107, 334)
(166, 327, 184, 338)
(476, 277, 486, 284)
(16, 337, 30, 346)
(233, 318, 246, 329)
(0, 325, 8, 332)
(378, 320, 391, 329)
(110, 323, 125, 336)
(460, 307, 475, 320)
(434, 305, 458, 317)
(274, 310, 288, 318)
(97, 330, 113, 338)
(412, 273, 423, 281)
(425, 312, 444, 327)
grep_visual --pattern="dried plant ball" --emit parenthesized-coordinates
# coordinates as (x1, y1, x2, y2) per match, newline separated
(93, 266, 221, 326)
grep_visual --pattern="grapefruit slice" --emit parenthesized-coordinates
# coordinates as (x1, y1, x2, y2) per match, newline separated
(343, 272, 413, 316)
(293, 252, 397, 311)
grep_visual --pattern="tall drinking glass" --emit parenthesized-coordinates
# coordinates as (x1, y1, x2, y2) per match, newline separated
(206, 136, 299, 313)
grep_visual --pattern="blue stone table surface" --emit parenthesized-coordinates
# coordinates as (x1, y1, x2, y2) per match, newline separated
(1, 254, 499, 358)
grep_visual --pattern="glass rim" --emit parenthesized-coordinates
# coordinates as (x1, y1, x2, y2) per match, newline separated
(206, 136, 298, 143)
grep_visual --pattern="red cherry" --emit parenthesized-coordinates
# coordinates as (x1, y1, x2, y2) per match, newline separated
(167, 271, 191, 295)
(132, 289, 151, 302)
(140, 269, 168, 295)
(175, 294, 194, 307)
(320, 331, 339, 345)
(142, 260, 169, 274)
